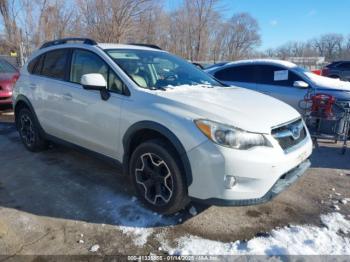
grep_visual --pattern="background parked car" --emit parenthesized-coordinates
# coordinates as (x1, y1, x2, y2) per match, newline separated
(321, 61, 350, 81)
(0, 59, 19, 107)
(204, 62, 229, 70)
(311, 69, 321, 75)
(206, 59, 350, 112)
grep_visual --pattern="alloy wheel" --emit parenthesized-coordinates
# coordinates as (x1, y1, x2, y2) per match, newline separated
(135, 153, 174, 206)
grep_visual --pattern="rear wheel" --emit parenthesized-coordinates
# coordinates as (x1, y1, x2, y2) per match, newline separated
(129, 139, 189, 214)
(17, 108, 47, 152)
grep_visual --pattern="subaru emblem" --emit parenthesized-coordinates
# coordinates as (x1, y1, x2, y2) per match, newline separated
(290, 125, 301, 140)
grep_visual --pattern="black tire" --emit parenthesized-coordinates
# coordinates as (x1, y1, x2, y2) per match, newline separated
(129, 139, 189, 214)
(16, 107, 47, 152)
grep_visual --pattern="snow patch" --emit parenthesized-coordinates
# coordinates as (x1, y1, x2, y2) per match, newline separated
(321, 212, 350, 234)
(95, 188, 175, 247)
(119, 226, 154, 246)
(89, 244, 100, 252)
(332, 204, 341, 211)
(162, 213, 350, 255)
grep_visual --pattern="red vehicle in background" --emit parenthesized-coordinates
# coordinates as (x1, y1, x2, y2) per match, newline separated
(0, 59, 19, 107)
(311, 69, 322, 75)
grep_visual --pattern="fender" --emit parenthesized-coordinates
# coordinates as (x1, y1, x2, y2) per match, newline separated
(122, 121, 193, 186)
(14, 95, 45, 136)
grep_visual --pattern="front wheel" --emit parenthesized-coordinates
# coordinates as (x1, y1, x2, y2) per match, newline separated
(129, 139, 189, 214)
(17, 108, 47, 152)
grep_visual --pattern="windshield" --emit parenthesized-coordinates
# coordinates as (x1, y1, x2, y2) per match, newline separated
(106, 49, 222, 90)
(293, 66, 316, 81)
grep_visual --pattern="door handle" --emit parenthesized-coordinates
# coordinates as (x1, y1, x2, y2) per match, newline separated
(63, 93, 73, 100)
(29, 83, 37, 89)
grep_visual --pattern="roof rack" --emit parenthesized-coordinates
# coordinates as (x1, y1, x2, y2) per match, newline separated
(127, 43, 162, 50)
(39, 37, 97, 49)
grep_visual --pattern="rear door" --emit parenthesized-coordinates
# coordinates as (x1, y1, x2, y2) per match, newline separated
(29, 48, 70, 138)
(59, 48, 126, 158)
(213, 65, 258, 90)
(254, 65, 310, 110)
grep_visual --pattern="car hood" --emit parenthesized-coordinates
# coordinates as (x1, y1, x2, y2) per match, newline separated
(305, 72, 350, 92)
(154, 85, 300, 134)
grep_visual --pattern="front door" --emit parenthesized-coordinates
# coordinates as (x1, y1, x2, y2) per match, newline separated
(59, 49, 126, 159)
(253, 65, 310, 111)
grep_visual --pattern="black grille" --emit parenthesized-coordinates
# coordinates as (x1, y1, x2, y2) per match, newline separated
(272, 119, 307, 151)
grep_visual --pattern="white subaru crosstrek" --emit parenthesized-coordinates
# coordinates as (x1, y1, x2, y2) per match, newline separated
(13, 38, 312, 214)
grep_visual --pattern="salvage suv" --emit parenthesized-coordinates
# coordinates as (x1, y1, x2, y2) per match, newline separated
(13, 38, 312, 214)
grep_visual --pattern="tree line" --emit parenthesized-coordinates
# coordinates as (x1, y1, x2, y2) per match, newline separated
(0, 0, 260, 62)
(0, 0, 349, 64)
(264, 33, 350, 62)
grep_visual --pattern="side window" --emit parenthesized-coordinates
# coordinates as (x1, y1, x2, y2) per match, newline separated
(255, 65, 281, 85)
(33, 55, 44, 75)
(27, 55, 44, 75)
(41, 49, 69, 80)
(27, 58, 37, 74)
(108, 69, 125, 94)
(70, 49, 108, 84)
(214, 65, 256, 82)
(70, 49, 125, 94)
(339, 62, 350, 69)
(286, 71, 304, 86)
(255, 65, 303, 87)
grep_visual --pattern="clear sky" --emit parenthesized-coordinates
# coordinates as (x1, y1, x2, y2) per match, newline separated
(165, 0, 350, 50)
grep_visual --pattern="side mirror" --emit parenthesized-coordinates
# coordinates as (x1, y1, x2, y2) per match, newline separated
(81, 73, 107, 90)
(81, 73, 110, 101)
(293, 81, 309, 89)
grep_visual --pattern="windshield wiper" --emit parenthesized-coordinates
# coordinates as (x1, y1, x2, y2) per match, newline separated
(149, 86, 167, 91)
(187, 83, 214, 88)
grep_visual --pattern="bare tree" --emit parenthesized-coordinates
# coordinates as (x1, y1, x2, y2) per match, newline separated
(0, 0, 265, 63)
(130, 2, 170, 48)
(163, 0, 220, 61)
(77, 0, 154, 43)
(220, 13, 261, 60)
(344, 35, 350, 59)
(189, 0, 219, 61)
(311, 33, 344, 60)
(0, 0, 21, 51)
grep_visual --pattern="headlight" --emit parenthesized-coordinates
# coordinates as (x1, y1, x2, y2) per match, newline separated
(195, 119, 271, 150)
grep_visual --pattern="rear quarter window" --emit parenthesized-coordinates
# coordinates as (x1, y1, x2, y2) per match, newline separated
(41, 49, 70, 80)
(27, 55, 44, 75)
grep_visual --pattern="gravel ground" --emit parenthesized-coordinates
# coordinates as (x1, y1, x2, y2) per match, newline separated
(0, 109, 349, 256)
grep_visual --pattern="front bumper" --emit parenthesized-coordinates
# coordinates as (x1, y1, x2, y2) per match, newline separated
(192, 158, 311, 206)
(187, 133, 313, 204)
